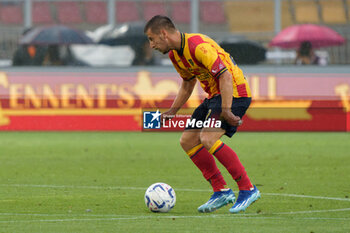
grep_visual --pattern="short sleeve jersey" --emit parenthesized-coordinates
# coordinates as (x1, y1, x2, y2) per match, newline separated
(169, 33, 251, 98)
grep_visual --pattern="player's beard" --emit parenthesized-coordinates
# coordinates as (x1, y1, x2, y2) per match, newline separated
(156, 47, 170, 54)
(161, 45, 171, 54)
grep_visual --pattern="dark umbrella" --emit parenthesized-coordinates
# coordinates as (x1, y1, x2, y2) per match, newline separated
(98, 22, 147, 47)
(19, 25, 93, 45)
(219, 37, 266, 64)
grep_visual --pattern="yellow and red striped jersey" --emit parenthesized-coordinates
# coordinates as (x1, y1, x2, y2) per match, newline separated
(169, 33, 251, 98)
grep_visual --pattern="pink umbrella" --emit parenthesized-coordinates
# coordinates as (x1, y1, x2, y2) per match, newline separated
(269, 24, 345, 49)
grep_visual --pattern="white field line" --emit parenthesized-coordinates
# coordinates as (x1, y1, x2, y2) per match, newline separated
(1, 207, 350, 219)
(274, 208, 350, 215)
(0, 213, 349, 224)
(264, 193, 350, 202)
(1, 184, 349, 224)
(1, 183, 350, 202)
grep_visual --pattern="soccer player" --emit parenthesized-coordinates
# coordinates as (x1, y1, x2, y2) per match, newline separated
(144, 15, 260, 213)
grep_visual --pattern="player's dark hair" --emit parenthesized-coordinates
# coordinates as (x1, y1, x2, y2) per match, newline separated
(144, 15, 176, 34)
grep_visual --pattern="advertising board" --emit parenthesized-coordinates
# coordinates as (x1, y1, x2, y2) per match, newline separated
(0, 69, 349, 131)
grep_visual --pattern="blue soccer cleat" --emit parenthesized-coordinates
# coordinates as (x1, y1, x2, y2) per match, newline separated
(229, 185, 260, 214)
(198, 189, 236, 213)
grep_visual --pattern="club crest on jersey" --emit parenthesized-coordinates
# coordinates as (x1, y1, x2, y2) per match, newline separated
(200, 47, 208, 54)
(188, 59, 194, 66)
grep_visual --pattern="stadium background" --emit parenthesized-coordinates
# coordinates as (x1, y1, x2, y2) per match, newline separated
(0, 0, 350, 64)
(0, 1, 349, 232)
(0, 0, 349, 131)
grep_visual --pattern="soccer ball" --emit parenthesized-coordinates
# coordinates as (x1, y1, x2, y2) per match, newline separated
(144, 182, 176, 213)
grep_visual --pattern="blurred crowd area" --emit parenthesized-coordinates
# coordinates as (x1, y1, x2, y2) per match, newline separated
(0, 0, 350, 66)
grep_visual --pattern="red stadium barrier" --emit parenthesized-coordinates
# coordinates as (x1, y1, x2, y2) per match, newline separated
(0, 70, 349, 131)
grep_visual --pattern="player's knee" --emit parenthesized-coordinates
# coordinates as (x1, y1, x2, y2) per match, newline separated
(180, 132, 199, 151)
(179, 135, 187, 148)
(199, 134, 216, 150)
(179, 133, 191, 150)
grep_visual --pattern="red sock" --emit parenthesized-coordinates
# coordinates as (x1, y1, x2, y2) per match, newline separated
(186, 144, 227, 192)
(209, 140, 253, 191)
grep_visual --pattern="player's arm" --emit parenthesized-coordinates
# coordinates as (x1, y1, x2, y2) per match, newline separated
(219, 71, 242, 126)
(194, 43, 242, 126)
(162, 78, 197, 119)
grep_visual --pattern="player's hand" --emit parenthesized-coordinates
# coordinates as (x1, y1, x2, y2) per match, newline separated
(220, 109, 242, 127)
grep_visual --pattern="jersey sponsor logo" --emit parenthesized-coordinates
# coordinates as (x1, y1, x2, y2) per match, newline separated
(197, 73, 211, 81)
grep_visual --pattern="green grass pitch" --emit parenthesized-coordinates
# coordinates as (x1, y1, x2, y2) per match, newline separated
(0, 132, 349, 233)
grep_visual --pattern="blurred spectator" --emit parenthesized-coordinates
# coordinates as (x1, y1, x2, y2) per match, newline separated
(295, 41, 327, 65)
(42, 45, 63, 66)
(12, 44, 46, 66)
(41, 45, 88, 66)
(12, 27, 46, 66)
